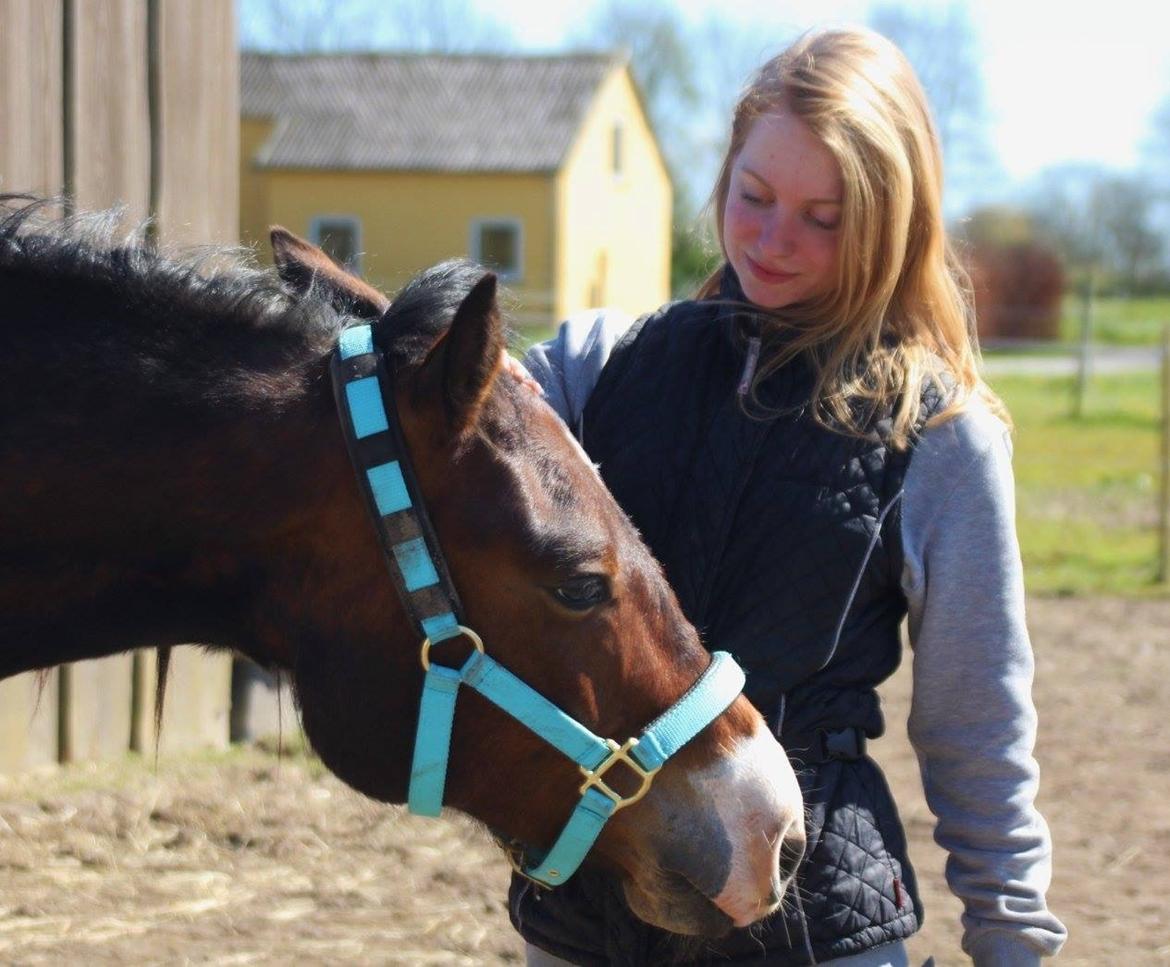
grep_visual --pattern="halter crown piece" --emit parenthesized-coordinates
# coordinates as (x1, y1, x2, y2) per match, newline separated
(331, 322, 747, 887)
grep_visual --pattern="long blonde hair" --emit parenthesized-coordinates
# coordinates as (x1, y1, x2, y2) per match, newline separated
(699, 27, 1004, 446)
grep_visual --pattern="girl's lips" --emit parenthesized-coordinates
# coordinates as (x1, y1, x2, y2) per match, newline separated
(744, 254, 797, 285)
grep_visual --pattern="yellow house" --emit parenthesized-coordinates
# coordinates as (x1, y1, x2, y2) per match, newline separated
(240, 52, 672, 328)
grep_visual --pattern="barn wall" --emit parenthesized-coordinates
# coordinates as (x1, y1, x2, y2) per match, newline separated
(0, 0, 239, 771)
(0, 0, 65, 771)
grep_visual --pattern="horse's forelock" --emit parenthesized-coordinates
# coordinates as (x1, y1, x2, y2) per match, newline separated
(378, 258, 495, 370)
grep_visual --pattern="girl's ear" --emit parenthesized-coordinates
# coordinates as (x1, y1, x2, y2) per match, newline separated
(418, 272, 505, 433)
(270, 226, 390, 319)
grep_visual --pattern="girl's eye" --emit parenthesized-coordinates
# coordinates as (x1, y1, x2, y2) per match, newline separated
(740, 191, 767, 207)
(807, 211, 839, 230)
(550, 575, 611, 612)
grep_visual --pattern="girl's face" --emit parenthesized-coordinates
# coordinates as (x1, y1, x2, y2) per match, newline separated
(722, 112, 843, 310)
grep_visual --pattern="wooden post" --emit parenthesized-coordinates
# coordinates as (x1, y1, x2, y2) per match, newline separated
(1073, 272, 1095, 419)
(1159, 323, 1170, 585)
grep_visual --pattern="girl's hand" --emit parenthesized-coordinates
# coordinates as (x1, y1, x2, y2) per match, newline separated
(501, 351, 544, 397)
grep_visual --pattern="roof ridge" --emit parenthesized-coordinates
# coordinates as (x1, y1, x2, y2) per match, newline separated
(240, 49, 622, 63)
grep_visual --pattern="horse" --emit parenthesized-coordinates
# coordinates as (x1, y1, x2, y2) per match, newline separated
(0, 196, 804, 936)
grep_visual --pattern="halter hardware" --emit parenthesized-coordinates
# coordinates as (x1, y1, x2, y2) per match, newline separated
(331, 321, 747, 888)
(578, 737, 660, 812)
(420, 625, 483, 671)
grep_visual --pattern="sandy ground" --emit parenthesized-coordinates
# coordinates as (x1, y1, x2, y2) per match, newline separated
(1, 595, 1167, 966)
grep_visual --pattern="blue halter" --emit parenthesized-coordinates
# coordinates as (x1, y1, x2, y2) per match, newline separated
(331, 322, 747, 887)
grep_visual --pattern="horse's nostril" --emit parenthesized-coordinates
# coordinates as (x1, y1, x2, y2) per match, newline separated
(778, 831, 806, 884)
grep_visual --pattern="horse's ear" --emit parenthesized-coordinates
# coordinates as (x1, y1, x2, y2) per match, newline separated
(421, 272, 505, 433)
(270, 226, 390, 319)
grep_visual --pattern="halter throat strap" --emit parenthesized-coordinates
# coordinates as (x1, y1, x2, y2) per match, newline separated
(331, 322, 747, 887)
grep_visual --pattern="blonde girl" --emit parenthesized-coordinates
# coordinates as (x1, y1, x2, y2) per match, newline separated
(512, 27, 1066, 966)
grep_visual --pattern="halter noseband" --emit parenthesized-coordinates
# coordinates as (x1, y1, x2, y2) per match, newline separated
(331, 322, 746, 887)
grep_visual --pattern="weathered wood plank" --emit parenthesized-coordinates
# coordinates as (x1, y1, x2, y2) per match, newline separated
(70, 0, 149, 220)
(0, 0, 64, 195)
(59, 654, 133, 763)
(0, 673, 58, 773)
(156, 0, 238, 245)
(134, 647, 232, 754)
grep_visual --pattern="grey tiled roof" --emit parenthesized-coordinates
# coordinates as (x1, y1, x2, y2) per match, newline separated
(241, 52, 621, 172)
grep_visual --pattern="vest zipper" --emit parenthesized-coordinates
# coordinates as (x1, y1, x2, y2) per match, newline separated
(737, 335, 761, 399)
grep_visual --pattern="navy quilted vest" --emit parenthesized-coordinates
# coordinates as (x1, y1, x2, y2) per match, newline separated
(510, 274, 940, 964)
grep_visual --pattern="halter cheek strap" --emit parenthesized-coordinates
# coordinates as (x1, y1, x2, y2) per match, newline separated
(332, 322, 748, 887)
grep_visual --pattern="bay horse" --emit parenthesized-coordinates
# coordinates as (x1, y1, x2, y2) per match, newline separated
(0, 196, 803, 936)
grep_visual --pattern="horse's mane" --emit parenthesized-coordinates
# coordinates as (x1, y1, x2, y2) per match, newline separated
(0, 195, 491, 410)
(0, 195, 345, 414)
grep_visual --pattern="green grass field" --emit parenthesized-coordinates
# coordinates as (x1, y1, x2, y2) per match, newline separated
(991, 370, 1167, 595)
(1058, 295, 1170, 345)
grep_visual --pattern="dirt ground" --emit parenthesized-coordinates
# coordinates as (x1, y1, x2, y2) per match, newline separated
(1, 595, 1167, 966)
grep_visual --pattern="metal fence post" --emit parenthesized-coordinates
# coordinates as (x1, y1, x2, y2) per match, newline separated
(1159, 323, 1170, 585)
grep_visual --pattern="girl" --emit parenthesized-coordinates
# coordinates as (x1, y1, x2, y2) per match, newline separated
(510, 27, 1066, 966)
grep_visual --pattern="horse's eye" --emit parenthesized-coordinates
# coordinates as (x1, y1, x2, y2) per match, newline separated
(550, 575, 610, 611)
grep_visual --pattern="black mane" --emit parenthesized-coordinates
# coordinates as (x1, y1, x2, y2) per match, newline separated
(0, 195, 344, 418)
(0, 196, 494, 415)
(380, 258, 496, 371)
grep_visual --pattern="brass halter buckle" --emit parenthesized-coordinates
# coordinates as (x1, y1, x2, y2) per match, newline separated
(419, 624, 484, 671)
(578, 737, 662, 812)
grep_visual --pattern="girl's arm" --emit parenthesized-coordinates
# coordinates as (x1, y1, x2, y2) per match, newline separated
(521, 309, 632, 432)
(901, 399, 1068, 964)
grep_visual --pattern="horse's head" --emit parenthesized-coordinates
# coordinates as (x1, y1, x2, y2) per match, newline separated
(269, 231, 804, 936)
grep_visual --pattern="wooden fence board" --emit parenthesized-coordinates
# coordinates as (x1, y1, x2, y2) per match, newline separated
(0, 673, 58, 773)
(60, 654, 133, 763)
(134, 647, 232, 754)
(231, 661, 296, 744)
(0, 0, 64, 195)
(157, 0, 238, 245)
(70, 0, 150, 220)
(1, 0, 238, 775)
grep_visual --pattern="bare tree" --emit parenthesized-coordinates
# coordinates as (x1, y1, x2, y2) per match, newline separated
(1029, 164, 1165, 292)
(1096, 175, 1165, 290)
(867, 2, 997, 203)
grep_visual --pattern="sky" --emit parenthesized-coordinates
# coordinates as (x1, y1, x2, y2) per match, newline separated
(240, 0, 1170, 215)
(475, 0, 1170, 186)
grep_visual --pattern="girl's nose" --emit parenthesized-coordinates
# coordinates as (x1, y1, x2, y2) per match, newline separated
(758, 212, 796, 258)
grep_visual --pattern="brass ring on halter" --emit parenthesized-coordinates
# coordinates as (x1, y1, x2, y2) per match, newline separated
(419, 624, 484, 671)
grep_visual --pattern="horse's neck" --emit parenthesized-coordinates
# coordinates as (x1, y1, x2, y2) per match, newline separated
(0, 394, 335, 679)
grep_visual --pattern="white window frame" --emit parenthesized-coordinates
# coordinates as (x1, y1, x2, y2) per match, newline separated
(469, 217, 524, 284)
(308, 214, 363, 274)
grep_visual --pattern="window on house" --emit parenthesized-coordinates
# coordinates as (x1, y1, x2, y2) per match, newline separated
(612, 121, 624, 177)
(309, 216, 361, 272)
(471, 219, 522, 282)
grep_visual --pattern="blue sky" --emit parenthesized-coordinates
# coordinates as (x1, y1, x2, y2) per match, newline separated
(482, 0, 1170, 182)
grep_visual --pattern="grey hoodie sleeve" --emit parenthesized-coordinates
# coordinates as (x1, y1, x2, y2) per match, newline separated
(521, 309, 633, 431)
(901, 400, 1067, 964)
